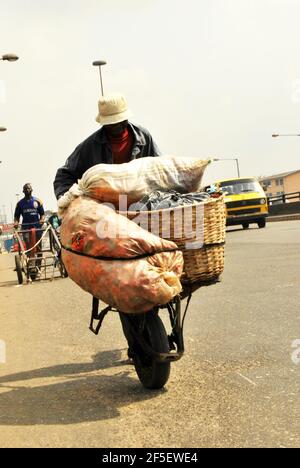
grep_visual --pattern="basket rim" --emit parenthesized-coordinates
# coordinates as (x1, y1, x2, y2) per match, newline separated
(118, 194, 225, 217)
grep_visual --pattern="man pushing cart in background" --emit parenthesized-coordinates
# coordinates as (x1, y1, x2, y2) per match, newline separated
(14, 183, 45, 276)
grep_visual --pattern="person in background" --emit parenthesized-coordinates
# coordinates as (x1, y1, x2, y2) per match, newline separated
(53, 93, 161, 199)
(0, 226, 2, 254)
(14, 183, 45, 273)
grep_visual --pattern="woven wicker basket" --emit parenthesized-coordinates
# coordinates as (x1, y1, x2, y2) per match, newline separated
(120, 195, 226, 284)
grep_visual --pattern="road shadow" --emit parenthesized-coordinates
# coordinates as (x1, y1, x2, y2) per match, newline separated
(0, 350, 129, 384)
(0, 280, 17, 288)
(226, 227, 244, 233)
(0, 350, 163, 426)
(226, 227, 261, 233)
(0, 276, 66, 288)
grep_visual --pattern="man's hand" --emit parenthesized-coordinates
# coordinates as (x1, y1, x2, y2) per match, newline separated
(39, 218, 46, 228)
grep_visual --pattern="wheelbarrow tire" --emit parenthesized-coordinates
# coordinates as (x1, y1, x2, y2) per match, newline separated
(133, 312, 170, 390)
(15, 255, 23, 284)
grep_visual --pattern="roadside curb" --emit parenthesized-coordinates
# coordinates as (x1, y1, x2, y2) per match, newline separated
(267, 214, 300, 222)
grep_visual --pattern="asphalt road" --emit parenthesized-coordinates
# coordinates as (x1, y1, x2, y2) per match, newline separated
(0, 221, 299, 448)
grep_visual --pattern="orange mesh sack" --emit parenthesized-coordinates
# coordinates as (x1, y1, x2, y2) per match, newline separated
(58, 155, 211, 214)
(61, 197, 183, 313)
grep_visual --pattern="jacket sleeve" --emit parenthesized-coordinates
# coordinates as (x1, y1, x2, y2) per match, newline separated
(142, 126, 161, 157)
(53, 144, 85, 199)
(149, 135, 161, 157)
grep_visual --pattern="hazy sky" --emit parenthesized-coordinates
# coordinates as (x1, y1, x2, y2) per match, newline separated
(1, 0, 300, 219)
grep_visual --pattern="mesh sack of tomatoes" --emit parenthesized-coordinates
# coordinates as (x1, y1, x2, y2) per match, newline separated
(60, 197, 183, 313)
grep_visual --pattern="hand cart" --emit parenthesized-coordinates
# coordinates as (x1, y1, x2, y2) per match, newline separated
(13, 222, 68, 284)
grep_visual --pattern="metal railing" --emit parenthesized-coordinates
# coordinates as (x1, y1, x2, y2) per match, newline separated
(267, 191, 300, 205)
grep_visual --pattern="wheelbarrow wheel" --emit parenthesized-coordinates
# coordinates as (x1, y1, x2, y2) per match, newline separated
(120, 311, 170, 390)
(15, 255, 23, 284)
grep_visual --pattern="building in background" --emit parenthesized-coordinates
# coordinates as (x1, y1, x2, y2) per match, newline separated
(260, 170, 300, 198)
(0, 223, 14, 253)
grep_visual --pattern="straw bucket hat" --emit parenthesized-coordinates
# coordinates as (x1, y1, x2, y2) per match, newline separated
(95, 93, 132, 125)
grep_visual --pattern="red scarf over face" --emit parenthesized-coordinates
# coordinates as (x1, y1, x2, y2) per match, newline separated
(108, 127, 133, 164)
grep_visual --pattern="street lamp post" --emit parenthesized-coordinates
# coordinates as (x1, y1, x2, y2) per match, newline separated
(272, 134, 300, 137)
(1, 53, 19, 62)
(0, 128, 7, 164)
(1, 54, 19, 135)
(213, 158, 241, 178)
(92, 60, 107, 96)
(1, 53, 19, 166)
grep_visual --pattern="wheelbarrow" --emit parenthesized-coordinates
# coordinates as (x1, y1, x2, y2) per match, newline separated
(89, 278, 218, 390)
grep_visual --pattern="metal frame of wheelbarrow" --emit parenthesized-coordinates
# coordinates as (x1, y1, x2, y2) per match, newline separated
(89, 278, 219, 363)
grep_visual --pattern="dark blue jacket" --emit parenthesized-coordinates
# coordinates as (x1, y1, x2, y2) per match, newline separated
(53, 123, 160, 199)
(14, 197, 45, 229)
